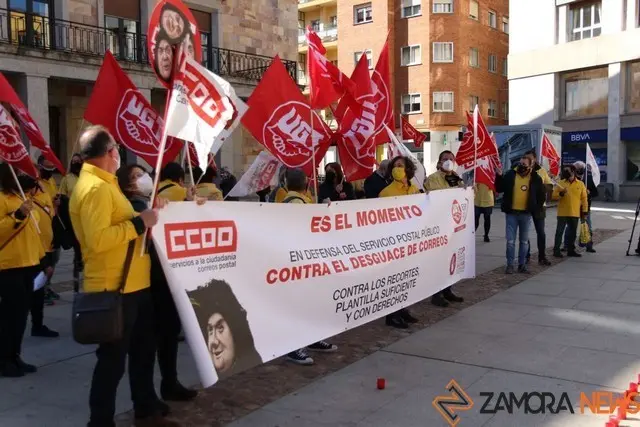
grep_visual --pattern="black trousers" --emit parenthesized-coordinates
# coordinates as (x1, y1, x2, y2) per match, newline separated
(30, 251, 57, 329)
(526, 216, 547, 261)
(555, 217, 579, 252)
(152, 280, 181, 384)
(0, 266, 38, 363)
(474, 206, 492, 237)
(88, 288, 157, 426)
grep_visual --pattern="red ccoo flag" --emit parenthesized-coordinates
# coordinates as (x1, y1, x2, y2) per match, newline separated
(0, 72, 66, 174)
(541, 133, 560, 177)
(241, 55, 333, 177)
(84, 51, 183, 169)
(401, 116, 427, 148)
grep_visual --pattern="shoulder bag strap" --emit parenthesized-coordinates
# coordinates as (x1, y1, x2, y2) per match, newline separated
(157, 183, 175, 195)
(283, 196, 306, 204)
(117, 240, 136, 293)
(0, 220, 28, 253)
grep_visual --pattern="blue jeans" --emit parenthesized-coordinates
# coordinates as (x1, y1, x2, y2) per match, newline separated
(506, 213, 532, 267)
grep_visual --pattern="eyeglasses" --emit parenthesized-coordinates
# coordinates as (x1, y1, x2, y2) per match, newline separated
(108, 143, 120, 152)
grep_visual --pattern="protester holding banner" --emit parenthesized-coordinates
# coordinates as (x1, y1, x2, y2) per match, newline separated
(117, 163, 198, 403)
(318, 162, 355, 203)
(158, 162, 189, 201)
(552, 164, 588, 259)
(570, 161, 597, 253)
(523, 150, 553, 266)
(193, 166, 223, 201)
(364, 160, 390, 199)
(424, 151, 465, 307)
(30, 180, 59, 337)
(0, 165, 43, 378)
(495, 155, 546, 274)
(279, 168, 338, 364)
(59, 153, 82, 197)
(425, 151, 464, 192)
(273, 167, 314, 203)
(69, 126, 175, 427)
(378, 156, 421, 328)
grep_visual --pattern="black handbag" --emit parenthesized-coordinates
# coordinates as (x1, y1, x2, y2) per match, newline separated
(71, 240, 136, 345)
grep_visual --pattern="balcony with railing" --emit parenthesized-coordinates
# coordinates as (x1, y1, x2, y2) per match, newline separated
(0, 8, 297, 83)
(298, 23, 337, 51)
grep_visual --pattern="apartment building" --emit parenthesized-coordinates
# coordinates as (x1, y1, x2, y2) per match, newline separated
(298, 0, 509, 172)
(0, 0, 298, 175)
(509, 0, 640, 201)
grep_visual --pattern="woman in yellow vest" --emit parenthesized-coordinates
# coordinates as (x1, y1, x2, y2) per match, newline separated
(475, 183, 494, 243)
(424, 151, 465, 308)
(379, 156, 420, 329)
(58, 153, 82, 198)
(0, 165, 45, 377)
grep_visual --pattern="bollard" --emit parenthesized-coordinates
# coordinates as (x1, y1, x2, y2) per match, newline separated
(376, 378, 386, 390)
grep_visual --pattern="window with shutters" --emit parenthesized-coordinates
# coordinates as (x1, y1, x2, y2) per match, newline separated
(469, 0, 479, 20)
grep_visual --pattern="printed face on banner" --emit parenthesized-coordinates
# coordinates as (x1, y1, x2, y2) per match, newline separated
(148, 0, 202, 88)
(116, 89, 176, 156)
(0, 107, 28, 163)
(262, 101, 329, 168)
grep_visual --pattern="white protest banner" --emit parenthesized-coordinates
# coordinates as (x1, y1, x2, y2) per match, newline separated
(385, 125, 426, 189)
(228, 151, 282, 198)
(166, 56, 235, 170)
(152, 188, 475, 387)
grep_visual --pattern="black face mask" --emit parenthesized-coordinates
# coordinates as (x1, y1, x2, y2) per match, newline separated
(561, 170, 573, 180)
(18, 175, 37, 192)
(576, 169, 585, 177)
(516, 164, 529, 174)
(70, 163, 82, 175)
(40, 169, 53, 180)
(325, 171, 336, 184)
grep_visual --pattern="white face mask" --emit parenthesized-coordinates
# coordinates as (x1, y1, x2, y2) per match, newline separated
(136, 173, 154, 197)
(442, 160, 455, 172)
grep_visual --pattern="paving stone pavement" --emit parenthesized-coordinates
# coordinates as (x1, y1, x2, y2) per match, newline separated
(1, 203, 639, 427)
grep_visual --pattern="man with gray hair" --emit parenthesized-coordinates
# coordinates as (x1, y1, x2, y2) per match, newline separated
(364, 159, 391, 199)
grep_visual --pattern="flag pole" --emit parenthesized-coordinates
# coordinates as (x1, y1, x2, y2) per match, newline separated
(472, 106, 479, 186)
(185, 142, 196, 188)
(310, 109, 319, 203)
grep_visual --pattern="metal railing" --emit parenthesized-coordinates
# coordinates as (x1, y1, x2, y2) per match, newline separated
(0, 8, 297, 82)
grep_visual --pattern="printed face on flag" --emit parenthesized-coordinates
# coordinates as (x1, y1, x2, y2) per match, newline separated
(147, 0, 202, 88)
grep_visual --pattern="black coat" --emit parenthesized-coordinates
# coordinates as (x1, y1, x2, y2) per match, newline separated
(318, 181, 355, 202)
(584, 174, 599, 209)
(364, 172, 389, 199)
(129, 197, 167, 289)
(495, 169, 546, 219)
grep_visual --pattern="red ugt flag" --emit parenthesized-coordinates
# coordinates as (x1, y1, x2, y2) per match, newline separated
(401, 116, 426, 148)
(242, 55, 333, 177)
(0, 72, 66, 174)
(0, 104, 39, 178)
(333, 52, 373, 122)
(541, 133, 560, 177)
(306, 27, 357, 110)
(84, 51, 183, 169)
(456, 110, 498, 169)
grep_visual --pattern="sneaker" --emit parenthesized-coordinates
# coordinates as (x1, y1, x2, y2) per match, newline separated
(443, 289, 464, 303)
(307, 341, 338, 353)
(32, 325, 59, 338)
(0, 362, 24, 378)
(287, 349, 314, 365)
(385, 315, 409, 329)
(517, 265, 530, 274)
(539, 258, 552, 266)
(45, 288, 60, 300)
(484, 235, 490, 243)
(14, 356, 37, 374)
(431, 293, 449, 307)
(505, 265, 515, 274)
